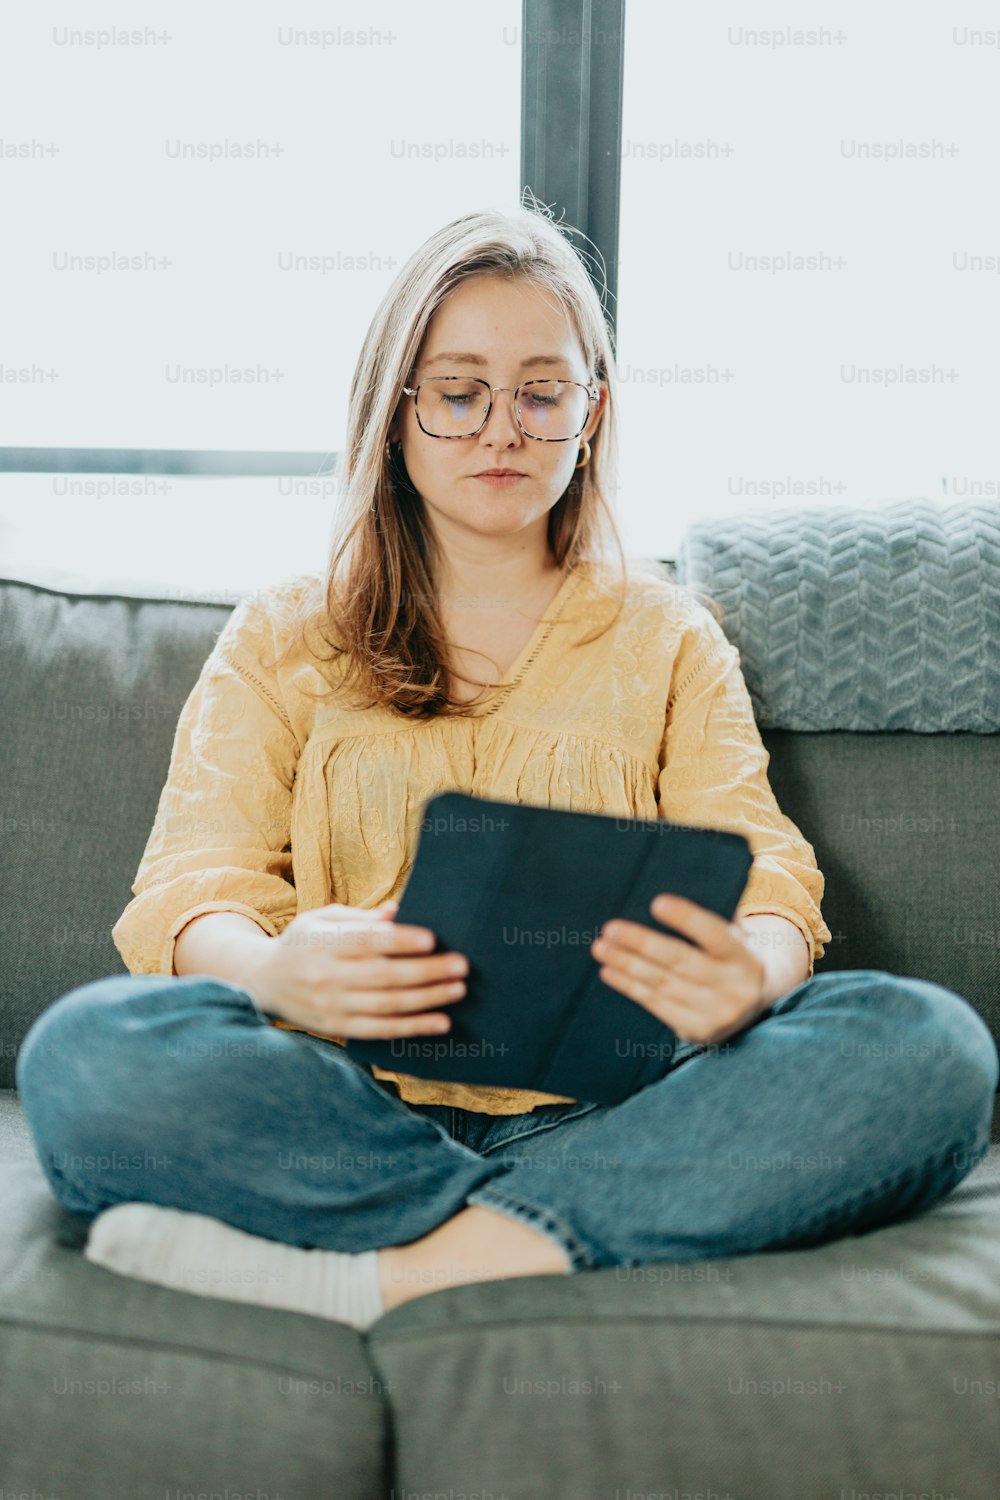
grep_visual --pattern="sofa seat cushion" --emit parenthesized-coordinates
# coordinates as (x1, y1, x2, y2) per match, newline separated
(368, 1145, 1000, 1500)
(0, 1091, 388, 1500)
(6, 1106, 1000, 1500)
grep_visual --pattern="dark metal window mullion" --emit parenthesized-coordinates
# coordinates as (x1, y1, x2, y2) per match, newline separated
(520, 0, 626, 343)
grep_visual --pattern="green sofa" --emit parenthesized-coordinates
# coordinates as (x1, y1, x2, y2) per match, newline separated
(1, 549, 998, 1500)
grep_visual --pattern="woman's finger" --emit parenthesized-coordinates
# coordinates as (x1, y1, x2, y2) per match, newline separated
(597, 950, 764, 1044)
(597, 957, 707, 1019)
(592, 933, 703, 992)
(649, 893, 745, 961)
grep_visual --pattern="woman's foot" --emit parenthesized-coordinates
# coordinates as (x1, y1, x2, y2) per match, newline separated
(378, 1205, 572, 1313)
(83, 1201, 571, 1328)
(84, 1202, 384, 1329)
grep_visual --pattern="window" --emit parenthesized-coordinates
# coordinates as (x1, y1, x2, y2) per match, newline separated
(4, 4, 987, 591)
(616, 6, 995, 558)
(2, 5, 521, 453)
(0, 3, 521, 594)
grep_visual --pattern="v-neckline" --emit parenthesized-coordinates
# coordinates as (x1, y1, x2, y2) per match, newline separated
(464, 561, 588, 716)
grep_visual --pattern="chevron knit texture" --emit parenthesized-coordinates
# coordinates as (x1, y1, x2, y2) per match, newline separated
(674, 500, 1000, 733)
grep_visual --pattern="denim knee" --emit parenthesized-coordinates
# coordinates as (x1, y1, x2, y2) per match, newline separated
(16, 973, 222, 1152)
(911, 976, 998, 1139)
(849, 970, 998, 1152)
(16, 976, 152, 1205)
(18, 974, 122, 1101)
(19, 973, 171, 1079)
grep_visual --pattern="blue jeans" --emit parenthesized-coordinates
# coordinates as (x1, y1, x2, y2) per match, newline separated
(15, 969, 998, 1273)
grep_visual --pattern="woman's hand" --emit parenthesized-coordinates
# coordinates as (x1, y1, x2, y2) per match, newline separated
(246, 900, 468, 1040)
(590, 894, 769, 1047)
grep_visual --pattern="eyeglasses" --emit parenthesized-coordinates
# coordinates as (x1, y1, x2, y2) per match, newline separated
(401, 377, 600, 441)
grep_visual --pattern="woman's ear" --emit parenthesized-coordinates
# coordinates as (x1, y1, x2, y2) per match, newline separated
(583, 384, 608, 442)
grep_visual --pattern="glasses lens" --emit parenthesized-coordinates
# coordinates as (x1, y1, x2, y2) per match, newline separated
(516, 382, 590, 440)
(417, 378, 490, 437)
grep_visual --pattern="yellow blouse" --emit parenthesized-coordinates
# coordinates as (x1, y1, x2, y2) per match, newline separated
(112, 558, 832, 1114)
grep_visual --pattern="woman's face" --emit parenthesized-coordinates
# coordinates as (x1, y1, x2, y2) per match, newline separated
(391, 274, 607, 555)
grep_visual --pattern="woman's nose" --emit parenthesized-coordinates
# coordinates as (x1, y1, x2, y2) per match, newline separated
(478, 388, 524, 444)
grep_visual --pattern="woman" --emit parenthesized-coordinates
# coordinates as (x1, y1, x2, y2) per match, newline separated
(16, 206, 998, 1331)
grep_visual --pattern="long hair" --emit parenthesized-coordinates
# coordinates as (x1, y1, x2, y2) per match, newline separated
(263, 198, 704, 718)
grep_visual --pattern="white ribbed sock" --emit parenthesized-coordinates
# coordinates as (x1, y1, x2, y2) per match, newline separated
(84, 1202, 384, 1330)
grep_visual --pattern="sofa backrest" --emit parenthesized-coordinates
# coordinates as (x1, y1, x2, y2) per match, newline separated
(1, 577, 235, 1089)
(761, 727, 998, 1041)
(1, 572, 998, 1094)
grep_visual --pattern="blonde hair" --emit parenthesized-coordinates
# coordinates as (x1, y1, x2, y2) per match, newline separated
(264, 198, 691, 718)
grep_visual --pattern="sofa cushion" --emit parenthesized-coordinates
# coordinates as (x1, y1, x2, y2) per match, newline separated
(0, 574, 235, 1087)
(762, 728, 1000, 1070)
(0, 1090, 388, 1500)
(8, 1076, 999, 1500)
(369, 1144, 1000, 1500)
(676, 498, 1000, 732)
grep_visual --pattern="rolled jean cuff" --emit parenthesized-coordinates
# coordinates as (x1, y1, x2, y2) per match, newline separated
(465, 1184, 596, 1274)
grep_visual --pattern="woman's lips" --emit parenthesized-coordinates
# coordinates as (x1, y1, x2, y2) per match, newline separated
(472, 471, 527, 487)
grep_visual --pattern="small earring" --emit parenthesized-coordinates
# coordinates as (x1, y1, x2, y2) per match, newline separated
(384, 439, 393, 462)
(574, 440, 591, 470)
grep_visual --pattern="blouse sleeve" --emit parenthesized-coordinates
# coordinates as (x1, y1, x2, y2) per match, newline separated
(111, 593, 300, 976)
(656, 602, 832, 977)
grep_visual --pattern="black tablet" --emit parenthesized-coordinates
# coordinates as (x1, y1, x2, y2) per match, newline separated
(346, 791, 753, 1105)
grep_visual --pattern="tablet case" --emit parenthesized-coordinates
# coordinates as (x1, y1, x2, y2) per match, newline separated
(346, 791, 753, 1105)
